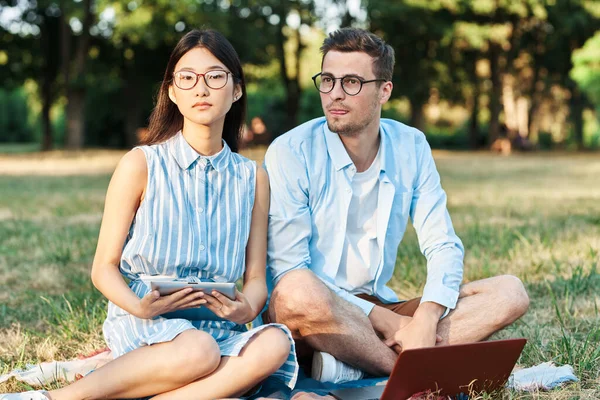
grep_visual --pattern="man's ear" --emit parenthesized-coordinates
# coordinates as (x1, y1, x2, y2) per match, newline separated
(168, 85, 177, 105)
(379, 81, 393, 105)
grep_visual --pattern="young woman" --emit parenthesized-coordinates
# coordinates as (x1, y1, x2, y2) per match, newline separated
(3, 29, 297, 400)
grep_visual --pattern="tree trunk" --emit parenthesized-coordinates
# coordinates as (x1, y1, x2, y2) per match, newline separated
(64, 0, 94, 149)
(502, 74, 518, 140)
(273, 4, 304, 132)
(66, 90, 86, 149)
(41, 82, 53, 151)
(40, 13, 61, 151)
(527, 65, 542, 143)
(488, 43, 502, 145)
(123, 79, 142, 147)
(468, 55, 480, 150)
(569, 86, 585, 150)
(409, 97, 426, 133)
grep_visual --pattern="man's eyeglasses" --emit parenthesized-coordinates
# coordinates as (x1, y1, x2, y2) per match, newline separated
(312, 73, 387, 96)
(173, 69, 232, 90)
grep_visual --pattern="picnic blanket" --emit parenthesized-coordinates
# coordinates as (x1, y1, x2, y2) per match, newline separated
(0, 350, 578, 398)
(0, 349, 112, 386)
(507, 362, 578, 391)
(0, 349, 385, 398)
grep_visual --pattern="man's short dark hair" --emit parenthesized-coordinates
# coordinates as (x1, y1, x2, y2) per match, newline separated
(320, 28, 395, 81)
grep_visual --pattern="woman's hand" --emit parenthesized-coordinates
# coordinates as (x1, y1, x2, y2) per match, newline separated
(135, 288, 206, 319)
(201, 288, 255, 325)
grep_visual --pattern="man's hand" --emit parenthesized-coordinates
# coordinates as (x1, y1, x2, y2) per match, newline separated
(368, 305, 413, 341)
(382, 302, 445, 353)
(383, 316, 438, 353)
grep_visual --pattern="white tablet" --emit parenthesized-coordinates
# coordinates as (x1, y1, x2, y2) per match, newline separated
(149, 281, 236, 300)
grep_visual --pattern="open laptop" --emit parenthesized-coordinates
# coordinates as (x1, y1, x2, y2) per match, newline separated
(329, 338, 526, 400)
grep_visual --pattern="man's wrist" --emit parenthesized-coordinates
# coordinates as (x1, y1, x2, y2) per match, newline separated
(368, 305, 388, 331)
(413, 301, 445, 324)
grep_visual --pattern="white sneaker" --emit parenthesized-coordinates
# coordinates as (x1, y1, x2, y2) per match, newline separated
(311, 351, 364, 383)
(0, 391, 50, 400)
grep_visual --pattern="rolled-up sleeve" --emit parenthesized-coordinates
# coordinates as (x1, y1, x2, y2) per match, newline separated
(264, 142, 312, 284)
(411, 132, 464, 310)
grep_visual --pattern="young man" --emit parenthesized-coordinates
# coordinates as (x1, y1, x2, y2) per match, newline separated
(263, 28, 529, 384)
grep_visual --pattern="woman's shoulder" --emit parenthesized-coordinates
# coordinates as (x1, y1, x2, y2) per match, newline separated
(117, 148, 148, 175)
(228, 152, 257, 169)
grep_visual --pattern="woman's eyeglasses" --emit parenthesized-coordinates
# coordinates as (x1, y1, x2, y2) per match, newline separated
(173, 70, 232, 90)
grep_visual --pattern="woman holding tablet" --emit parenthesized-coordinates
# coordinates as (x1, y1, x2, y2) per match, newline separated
(4, 29, 297, 400)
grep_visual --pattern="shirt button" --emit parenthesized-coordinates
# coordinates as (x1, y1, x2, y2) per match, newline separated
(198, 207, 204, 213)
(346, 188, 351, 193)
(199, 244, 206, 251)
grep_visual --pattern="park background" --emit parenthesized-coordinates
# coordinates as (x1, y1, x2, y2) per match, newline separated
(1, 0, 600, 398)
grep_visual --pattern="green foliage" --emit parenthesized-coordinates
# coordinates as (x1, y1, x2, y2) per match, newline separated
(1, 0, 599, 150)
(571, 31, 600, 111)
(0, 88, 36, 143)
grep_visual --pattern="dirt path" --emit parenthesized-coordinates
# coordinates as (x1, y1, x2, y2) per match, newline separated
(0, 147, 269, 176)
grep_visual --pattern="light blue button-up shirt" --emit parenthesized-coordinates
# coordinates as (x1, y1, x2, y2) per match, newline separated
(264, 117, 464, 316)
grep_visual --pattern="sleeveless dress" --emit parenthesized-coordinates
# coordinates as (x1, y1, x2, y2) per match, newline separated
(102, 132, 298, 388)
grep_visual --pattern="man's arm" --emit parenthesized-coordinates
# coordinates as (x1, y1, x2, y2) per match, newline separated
(386, 132, 464, 351)
(264, 141, 376, 315)
(264, 142, 311, 283)
(411, 132, 464, 316)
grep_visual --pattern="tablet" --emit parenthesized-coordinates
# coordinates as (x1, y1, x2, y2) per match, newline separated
(149, 281, 236, 300)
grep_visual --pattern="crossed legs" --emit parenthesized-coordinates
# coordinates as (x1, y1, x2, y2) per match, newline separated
(268, 269, 529, 376)
(47, 327, 290, 400)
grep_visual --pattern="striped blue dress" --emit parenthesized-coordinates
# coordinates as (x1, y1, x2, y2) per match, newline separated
(102, 132, 298, 389)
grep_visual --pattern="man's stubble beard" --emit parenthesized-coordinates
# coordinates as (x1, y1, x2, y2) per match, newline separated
(325, 99, 380, 138)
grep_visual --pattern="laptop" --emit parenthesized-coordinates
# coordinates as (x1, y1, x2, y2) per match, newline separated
(329, 338, 527, 400)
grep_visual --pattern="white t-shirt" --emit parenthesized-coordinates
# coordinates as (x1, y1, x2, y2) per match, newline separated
(335, 148, 382, 295)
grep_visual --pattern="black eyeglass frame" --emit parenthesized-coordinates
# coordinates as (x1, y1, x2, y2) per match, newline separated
(172, 69, 234, 90)
(312, 72, 388, 96)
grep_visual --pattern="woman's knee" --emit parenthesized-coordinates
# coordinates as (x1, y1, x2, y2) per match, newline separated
(169, 330, 221, 381)
(245, 327, 291, 375)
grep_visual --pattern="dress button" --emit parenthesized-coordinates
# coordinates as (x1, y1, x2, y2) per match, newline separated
(199, 244, 206, 251)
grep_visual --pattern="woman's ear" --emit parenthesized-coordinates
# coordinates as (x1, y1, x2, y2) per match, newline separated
(168, 85, 177, 105)
(233, 84, 242, 102)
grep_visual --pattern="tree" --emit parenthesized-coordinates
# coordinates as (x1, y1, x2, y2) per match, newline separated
(0, 0, 61, 150)
(571, 31, 600, 126)
(367, 0, 456, 132)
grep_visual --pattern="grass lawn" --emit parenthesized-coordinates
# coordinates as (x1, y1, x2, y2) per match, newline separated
(0, 150, 599, 398)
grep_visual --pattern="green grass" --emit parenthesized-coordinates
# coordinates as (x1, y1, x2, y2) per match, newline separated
(0, 143, 42, 154)
(1, 152, 600, 398)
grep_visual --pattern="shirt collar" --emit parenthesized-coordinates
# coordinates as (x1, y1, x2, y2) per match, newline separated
(168, 131, 231, 172)
(378, 124, 391, 174)
(323, 122, 388, 173)
(323, 123, 354, 171)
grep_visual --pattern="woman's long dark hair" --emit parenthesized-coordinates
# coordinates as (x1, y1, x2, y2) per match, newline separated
(144, 29, 246, 153)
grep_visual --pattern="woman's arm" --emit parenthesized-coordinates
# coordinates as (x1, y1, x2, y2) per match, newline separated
(91, 149, 204, 319)
(91, 149, 149, 316)
(202, 166, 270, 324)
(239, 165, 270, 317)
